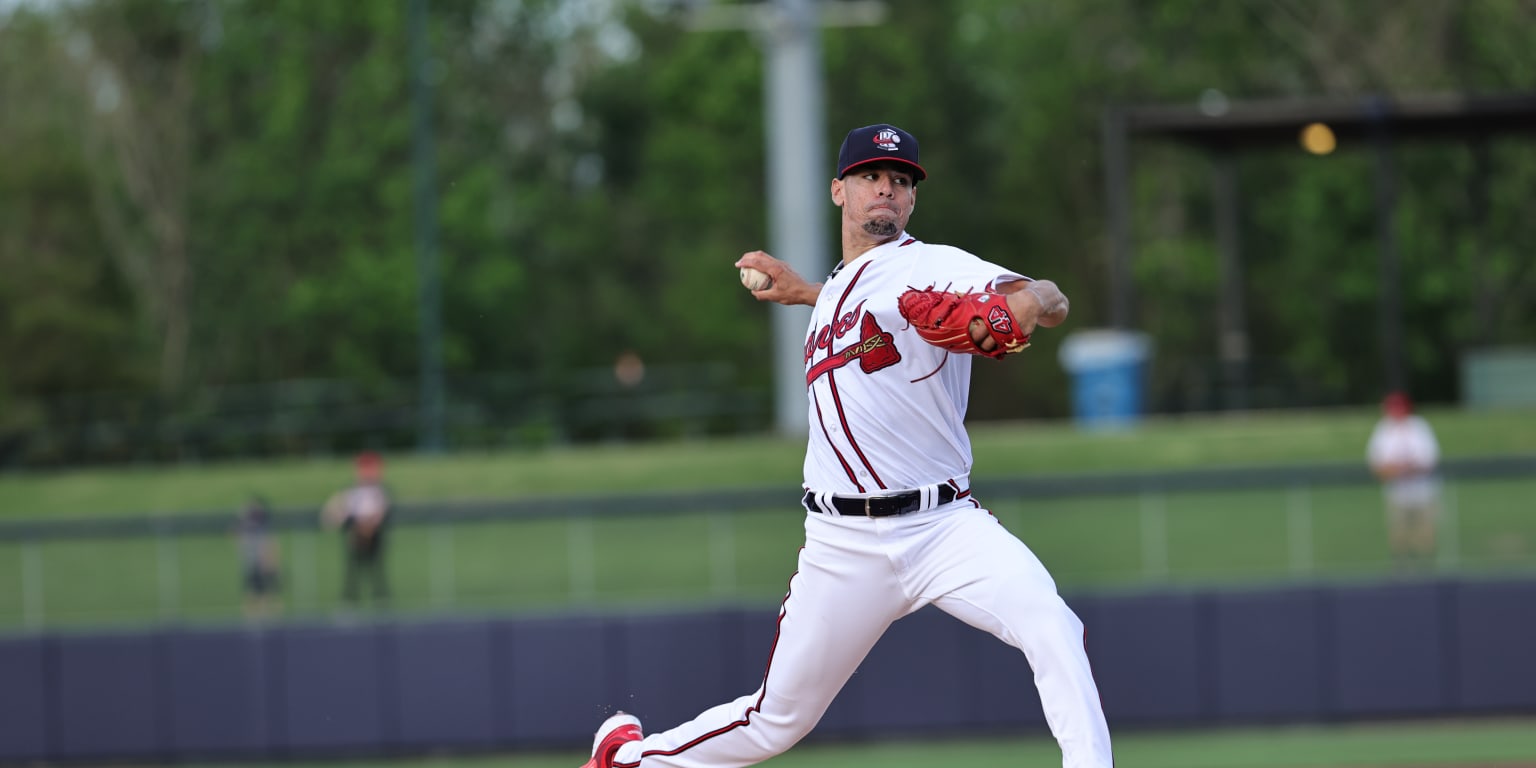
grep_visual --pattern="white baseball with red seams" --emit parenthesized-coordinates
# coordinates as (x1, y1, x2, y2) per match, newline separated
(739, 266, 774, 292)
(603, 232, 1114, 768)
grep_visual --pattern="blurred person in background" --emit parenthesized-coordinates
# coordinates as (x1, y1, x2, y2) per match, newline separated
(323, 451, 393, 608)
(1367, 391, 1443, 569)
(235, 494, 282, 620)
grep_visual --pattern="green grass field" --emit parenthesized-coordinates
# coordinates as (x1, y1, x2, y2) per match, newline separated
(4, 405, 1534, 520)
(2, 407, 1534, 629)
(194, 717, 1536, 768)
(4, 474, 1534, 628)
(6, 408, 1536, 767)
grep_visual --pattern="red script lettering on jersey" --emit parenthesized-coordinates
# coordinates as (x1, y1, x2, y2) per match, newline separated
(805, 300, 866, 362)
(804, 305, 901, 385)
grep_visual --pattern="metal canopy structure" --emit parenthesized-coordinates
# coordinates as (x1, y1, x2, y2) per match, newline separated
(1101, 91, 1536, 408)
(1122, 92, 1536, 147)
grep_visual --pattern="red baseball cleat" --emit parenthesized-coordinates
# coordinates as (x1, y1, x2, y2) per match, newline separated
(580, 712, 643, 768)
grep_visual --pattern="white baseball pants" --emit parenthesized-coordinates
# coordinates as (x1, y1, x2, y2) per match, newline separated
(611, 501, 1114, 768)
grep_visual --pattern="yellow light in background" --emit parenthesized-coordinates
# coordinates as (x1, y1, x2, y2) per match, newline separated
(1300, 122, 1337, 155)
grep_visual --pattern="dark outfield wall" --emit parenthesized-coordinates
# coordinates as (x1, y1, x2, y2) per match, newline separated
(2, 577, 1534, 764)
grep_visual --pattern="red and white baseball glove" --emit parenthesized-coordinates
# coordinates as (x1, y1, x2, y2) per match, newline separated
(897, 287, 1031, 359)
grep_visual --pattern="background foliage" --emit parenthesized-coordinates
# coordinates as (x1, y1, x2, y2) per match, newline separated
(3, 0, 1535, 465)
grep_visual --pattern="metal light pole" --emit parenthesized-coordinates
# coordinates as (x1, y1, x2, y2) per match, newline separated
(1101, 105, 1134, 330)
(410, 0, 445, 452)
(762, 0, 825, 437)
(1369, 99, 1405, 393)
(690, 0, 886, 436)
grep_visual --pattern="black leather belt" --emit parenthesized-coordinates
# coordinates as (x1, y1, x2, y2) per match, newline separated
(802, 485, 957, 518)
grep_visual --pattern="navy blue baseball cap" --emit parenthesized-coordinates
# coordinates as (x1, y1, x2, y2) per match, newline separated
(836, 123, 926, 182)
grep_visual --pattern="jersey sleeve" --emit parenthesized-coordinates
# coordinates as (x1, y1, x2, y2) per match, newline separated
(904, 245, 1027, 293)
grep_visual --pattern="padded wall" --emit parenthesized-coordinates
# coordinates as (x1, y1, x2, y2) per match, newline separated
(1084, 591, 1210, 726)
(52, 633, 166, 761)
(1209, 587, 1326, 722)
(0, 636, 48, 762)
(392, 621, 499, 750)
(276, 624, 392, 755)
(1451, 579, 1536, 712)
(1326, 582, 1450, 718)
(165, 628, 274, 759)
(3, 577, 1534, 765)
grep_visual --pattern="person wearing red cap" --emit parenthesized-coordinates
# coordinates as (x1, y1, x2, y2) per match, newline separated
(322, 451, 394, 607)
(1366, 391, 1443, 568)
(579, 124, 1113, 768)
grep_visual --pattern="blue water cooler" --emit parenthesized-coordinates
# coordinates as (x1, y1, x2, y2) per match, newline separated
(1058, 330, 1151, 428)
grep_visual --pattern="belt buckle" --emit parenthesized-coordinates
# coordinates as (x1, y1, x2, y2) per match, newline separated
(863, 496, 874, 517)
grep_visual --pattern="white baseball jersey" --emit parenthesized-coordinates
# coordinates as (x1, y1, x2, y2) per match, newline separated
(1367, 414, 1442, 505)
(608, 231, 1114, 768)
(801, 232, 1024, 495)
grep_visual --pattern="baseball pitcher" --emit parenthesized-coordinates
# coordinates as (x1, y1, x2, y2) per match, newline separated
(582, 123, 1114, 768)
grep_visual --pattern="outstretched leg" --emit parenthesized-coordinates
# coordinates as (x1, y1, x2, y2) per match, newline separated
(606, 515, 909, 768)
(920, 507, 1114, 768)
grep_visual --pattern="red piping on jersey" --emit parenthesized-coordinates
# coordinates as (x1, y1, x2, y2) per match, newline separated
(909, 353, 948, 383)
(825, 371, 888, 490)
(811, 386, 867, 493)
(620, 564, 803, 767)
(812, 260, 886, 490)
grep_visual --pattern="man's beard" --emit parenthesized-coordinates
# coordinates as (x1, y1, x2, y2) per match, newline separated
(863, 219, 899, 238)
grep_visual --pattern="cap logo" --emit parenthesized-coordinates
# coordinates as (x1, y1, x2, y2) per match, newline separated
(837, 123, 925, 180)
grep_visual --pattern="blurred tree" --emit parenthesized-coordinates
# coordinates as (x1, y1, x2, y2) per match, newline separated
(572, 6, 768, 369)
(3, 0, 1535, 465)
(188, 0, 417, 386)
(874, 0, 1536, 411)
(57, 0, 201, 394)
(0, 9, 148, 426)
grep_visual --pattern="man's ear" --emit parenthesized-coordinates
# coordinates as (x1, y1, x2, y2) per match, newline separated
(830, 177, 844, 207)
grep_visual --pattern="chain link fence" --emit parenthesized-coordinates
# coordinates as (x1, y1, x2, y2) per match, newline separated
(3, 457, 1533, 631)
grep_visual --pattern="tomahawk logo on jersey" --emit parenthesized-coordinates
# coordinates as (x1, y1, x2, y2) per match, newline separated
(804, 309, 900, 384)
(797, 234, 1027, 496)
